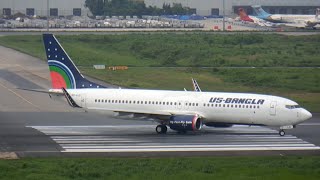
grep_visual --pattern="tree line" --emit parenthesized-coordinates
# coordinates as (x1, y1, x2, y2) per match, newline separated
(85, 0, 195, 17)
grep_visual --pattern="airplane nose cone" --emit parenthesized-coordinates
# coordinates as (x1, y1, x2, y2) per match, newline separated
(301, 109, 312, 121)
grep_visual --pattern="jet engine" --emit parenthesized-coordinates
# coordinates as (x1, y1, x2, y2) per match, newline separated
(169, 115, 202, 132)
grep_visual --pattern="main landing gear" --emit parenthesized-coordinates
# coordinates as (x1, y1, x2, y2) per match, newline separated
(279, 130, 285, 136)
(156, 125, 167, 134)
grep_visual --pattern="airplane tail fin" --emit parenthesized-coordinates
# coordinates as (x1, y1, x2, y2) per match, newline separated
(238, 8, 254, 22)
(252, 5, 271, 18)
(43, 34, 105, 89)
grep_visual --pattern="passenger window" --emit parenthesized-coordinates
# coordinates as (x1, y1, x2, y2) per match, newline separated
(170, 102, 173, 105)
(223, 104, 225, 107)
(231, 105, 233, 108)
(174, 102, 177, 105)
(196, 103, 198, 106)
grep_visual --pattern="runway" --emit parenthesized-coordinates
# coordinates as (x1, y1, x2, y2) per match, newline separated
(29, 125, 319, 153)
(0, 45, 320, 158)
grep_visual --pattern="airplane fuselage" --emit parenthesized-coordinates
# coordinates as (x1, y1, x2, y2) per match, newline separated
(68, 88, 310, 127)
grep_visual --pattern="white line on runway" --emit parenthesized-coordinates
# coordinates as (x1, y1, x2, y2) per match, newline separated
(29, 125, 320, 153)
(63, 146, 320, 153)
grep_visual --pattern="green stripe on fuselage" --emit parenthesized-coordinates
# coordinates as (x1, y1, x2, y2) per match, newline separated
(49, 66, 72, 88)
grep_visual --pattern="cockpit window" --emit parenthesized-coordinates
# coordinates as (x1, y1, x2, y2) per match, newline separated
(285, 105, 301, 109)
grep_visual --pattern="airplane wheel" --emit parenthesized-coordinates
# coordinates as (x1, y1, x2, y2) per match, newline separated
(156, 125, 167, 134)
(279, 130, 285, 136)
(161, 125, 167, 134)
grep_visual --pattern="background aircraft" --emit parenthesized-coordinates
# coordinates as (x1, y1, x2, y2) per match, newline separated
(252, 5, 320, 28)
(237, 8, 275, 27)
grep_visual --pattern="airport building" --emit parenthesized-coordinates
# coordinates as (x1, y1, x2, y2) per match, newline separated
(0, 0, 319, 17)
(0, 0, 90, 17)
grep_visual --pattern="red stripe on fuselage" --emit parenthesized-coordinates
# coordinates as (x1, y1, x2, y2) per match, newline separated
(50, 71, 67, 89)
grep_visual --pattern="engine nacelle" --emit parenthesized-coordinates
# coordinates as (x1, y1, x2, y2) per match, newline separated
(169, 115, 202, 132)
(205, 122, 233, 128)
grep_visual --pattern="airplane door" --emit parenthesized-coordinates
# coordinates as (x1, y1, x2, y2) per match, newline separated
(269, 101, 277, 116)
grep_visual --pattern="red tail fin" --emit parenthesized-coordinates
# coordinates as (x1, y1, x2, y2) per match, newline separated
(238, 8, 254, 22)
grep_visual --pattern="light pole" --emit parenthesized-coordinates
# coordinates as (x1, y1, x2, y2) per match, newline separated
(47, 0, 49, 32)
(222, 0, 225, 31)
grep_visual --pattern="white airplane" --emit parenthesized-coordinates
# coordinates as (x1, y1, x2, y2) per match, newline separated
(44, 34, 312, 136)
(252, 5, 320, 28)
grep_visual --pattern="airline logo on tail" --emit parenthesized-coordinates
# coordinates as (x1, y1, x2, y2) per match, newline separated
(48, 60, 76, 89)
(43, 34, 105, 89)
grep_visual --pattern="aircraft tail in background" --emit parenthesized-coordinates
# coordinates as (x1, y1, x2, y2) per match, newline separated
(238, 8, 254, 22)
(252, 5, 271, 19)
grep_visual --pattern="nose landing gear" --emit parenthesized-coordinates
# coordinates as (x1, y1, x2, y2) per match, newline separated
(279, 125, 294, 136)
(279, 130, 285, 136)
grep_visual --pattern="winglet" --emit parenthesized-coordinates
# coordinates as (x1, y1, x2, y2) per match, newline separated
(192, 78, 202, 92)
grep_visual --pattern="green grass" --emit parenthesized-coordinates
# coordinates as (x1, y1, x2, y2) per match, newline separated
(0, 34, 320, 67)
(0, 156, 319, 180)
(0, 34, 319, 111)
